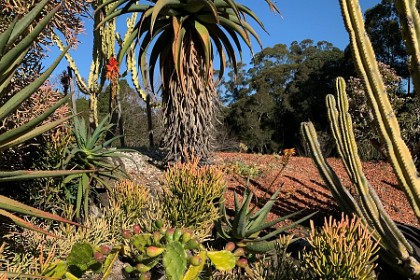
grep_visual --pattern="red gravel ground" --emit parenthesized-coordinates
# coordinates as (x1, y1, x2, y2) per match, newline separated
(214, 152, 419, 235)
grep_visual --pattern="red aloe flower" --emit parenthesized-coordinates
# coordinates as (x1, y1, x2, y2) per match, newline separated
(106, 55, 119, 81)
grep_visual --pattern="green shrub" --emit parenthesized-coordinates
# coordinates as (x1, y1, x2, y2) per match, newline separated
(161, 156, 226, 235)
(301, 214, 379, 280)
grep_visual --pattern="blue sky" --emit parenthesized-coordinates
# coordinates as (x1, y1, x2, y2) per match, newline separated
(46, 0, 381, 80)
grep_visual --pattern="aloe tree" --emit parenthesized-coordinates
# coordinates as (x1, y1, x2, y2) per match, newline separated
(98, 0, 279, 162)
(0, 0, 88, 236)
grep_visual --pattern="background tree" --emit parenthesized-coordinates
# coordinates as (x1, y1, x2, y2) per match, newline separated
(220, 40, 345, 154)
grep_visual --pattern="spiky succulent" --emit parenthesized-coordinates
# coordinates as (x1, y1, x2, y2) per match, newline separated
(216, 186, 316, 254)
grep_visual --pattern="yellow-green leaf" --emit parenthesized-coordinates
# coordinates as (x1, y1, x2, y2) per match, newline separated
(207, 250, 235, 271)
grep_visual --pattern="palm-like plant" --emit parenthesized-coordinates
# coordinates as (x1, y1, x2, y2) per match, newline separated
(98, 0, 278, 161)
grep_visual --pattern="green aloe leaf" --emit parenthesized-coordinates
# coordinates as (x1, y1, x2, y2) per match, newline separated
(0, 4, 61, 77)
(7, 0, 49, 46)
(207, 250, 236, 271)
(0, 195, 79, 225)
(0, 45, 70, 122)
(0, 115, 73, 151)
(0, 169, 92, 182)
(0, 95, 70, 145)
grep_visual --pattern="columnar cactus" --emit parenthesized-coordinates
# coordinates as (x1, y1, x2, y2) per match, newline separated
(301, 78, 419, 277)
(300, 0, 420, 277)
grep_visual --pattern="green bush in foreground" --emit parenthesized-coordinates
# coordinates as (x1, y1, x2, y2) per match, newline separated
(162, 156, 226, 235)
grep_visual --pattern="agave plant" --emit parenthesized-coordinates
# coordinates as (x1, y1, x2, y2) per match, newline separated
(0, 0, 87, 235)
(59, 115, 132, 220)
(216, 184, 317, 254)
(97, 0, 279, 162)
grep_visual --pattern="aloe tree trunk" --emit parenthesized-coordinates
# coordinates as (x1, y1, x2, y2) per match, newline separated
(162, 33, 218, 162)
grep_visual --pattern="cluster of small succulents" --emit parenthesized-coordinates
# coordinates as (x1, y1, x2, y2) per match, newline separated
(121, 222, 243, 280)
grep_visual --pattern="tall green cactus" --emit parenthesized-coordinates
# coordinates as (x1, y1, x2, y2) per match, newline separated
(301, 78, 419, 277)
(300, 0, 420, 277)
(340, 0, 420, 220)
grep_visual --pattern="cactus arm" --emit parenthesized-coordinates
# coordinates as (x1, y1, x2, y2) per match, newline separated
(301, 122, 363, 217)
(340, 0, 420, 220)
(327, 78, 413, 259)
(51, 33, 89, 94)
(124, 13, 148, 102)
(394, 0, 420, 95)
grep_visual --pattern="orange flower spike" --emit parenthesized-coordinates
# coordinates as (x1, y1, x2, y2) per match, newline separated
(106, 55, 119, 81)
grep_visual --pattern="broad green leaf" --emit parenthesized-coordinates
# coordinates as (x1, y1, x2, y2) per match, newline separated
(67, 242, 95, 276)
(207, 250, 235, 271)
(163, 241, 187, 280)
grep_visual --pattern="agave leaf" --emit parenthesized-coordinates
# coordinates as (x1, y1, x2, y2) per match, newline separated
(86, 116, 111, 149)
(0, 115, 73, 152)
(256, 211, 318, 242)
(248, 187, 282, 225)
(0, 4, 61, 76)
(232, 188, 253, 238)
(0, 195, 79, 225)
(0, 95, 70, 145)
(244, 240, 277, 254)
(0, 45, 70, 121)
(0, 169, 93, 182)
(247, 209, 306, 236)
